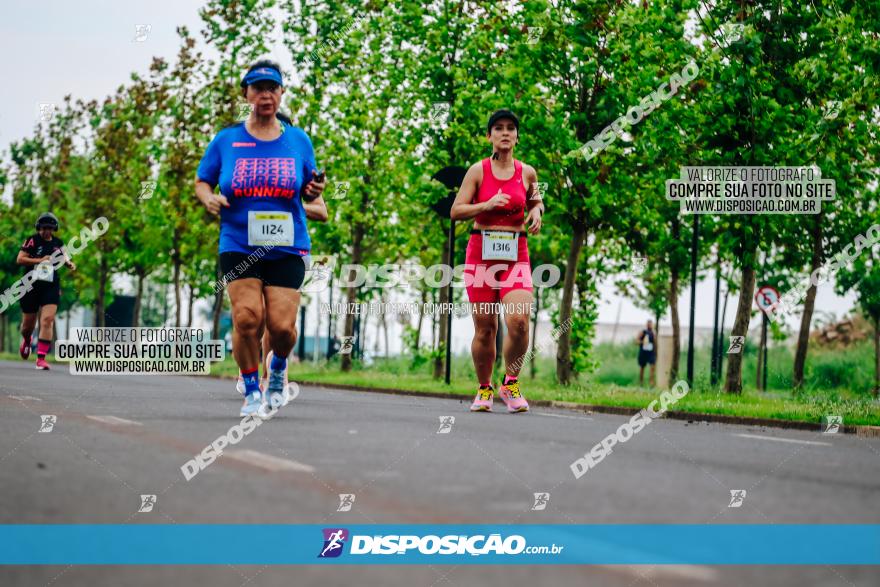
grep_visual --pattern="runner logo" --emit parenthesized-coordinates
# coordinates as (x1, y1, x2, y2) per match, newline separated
(430, 102, 450, 125)
(138, 494, 156, 513)
(338, 336, 354, 355)
(38, 415, 57, 433)
(319, 528, 349, 558)
(822, 100, 842, 121)
(238, 103, 254, 121)
(437, 416, 455, 434)
(531, 492, 550, 511)
(717, 22, 744, 47)
(337, 494, 355, 512)
(728, 489, 747, 508)
(140, 181, 157, 200)
(331, 181, 350, 200)
(526, 26, 544, 44)
(133, 24, 151, 42)
(301, 255, 336, 293)
(822, 415, 842, 434)
(727, 336, 745, 354)
(630, 256, 647, 276)
(38, 103, 56, 122)
(530, 182, 547, 200)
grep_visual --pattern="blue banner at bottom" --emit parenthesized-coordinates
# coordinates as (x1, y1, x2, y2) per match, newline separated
(1, 525, 878, 565)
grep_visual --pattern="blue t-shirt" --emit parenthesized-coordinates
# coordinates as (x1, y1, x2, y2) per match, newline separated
(197, 121, 317, 259)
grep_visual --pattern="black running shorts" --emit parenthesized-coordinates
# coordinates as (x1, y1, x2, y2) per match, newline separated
(638, 349, 656, 367)
(20, 282, 61, 314)
(219, 252, 306, 289)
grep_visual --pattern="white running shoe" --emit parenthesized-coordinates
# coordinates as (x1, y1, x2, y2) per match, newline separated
(265, 351, 291, 410)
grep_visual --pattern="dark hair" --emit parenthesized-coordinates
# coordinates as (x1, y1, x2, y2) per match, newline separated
(240, 59, 284, 89)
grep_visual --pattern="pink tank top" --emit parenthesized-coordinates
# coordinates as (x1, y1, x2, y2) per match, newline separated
(473, 158, 527, 227)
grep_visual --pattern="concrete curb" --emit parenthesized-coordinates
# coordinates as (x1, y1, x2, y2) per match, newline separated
(268, 378, 880, 437)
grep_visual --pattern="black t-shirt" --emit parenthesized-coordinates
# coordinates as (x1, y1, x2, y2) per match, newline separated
(639, 329, 655, 353)
(20, 234, 63, 284)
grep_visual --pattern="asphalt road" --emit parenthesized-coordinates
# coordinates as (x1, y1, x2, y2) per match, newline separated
(1, 359, 878, 586)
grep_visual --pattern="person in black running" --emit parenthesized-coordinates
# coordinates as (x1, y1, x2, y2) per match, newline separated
(17, 212, 76, 370)
(636, 319, 656, 387)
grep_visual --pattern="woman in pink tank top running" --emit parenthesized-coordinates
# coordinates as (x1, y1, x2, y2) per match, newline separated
(450, 110, 545, 413)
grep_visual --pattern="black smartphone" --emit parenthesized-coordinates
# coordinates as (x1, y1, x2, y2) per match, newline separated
(303, 169, 325, 202)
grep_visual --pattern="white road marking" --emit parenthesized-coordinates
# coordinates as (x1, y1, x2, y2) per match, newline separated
(10, 395, 43, 401)
(534, 412, 594, 421)
(86, 415, 143, 427)
(224, 449, 315, 473)
(733, 433, 831, 446)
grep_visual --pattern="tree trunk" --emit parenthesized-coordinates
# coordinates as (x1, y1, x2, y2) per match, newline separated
(360, 306, 369, 359)
(0, 314, 5, 353)
(653, 309, 661, 360)
(173, 258, 182, 328)
(431, 288, 438, 351)
(793, 213, 823, 388)
(756, 315, 767, 390)
(711, 257, 722, 385)
(374, 299, 382, 353)
(381, 294, 389, 357)
(718, 279, 731, 380)
(433, 230, 451, 379)
(132, 270, 145, 327)
(724, 264, 757, 394)
(557, 222, 586, 385)
(186, 283, 195, 328)
(874, 315, 879, 397)
(415, 288, 426, 349)
(669, 267, 681, 382)
(530, 287, 540, 379)
(162, 282, 169, 326)
(341, 224, 364, 372)
(95, 257, 108, 327)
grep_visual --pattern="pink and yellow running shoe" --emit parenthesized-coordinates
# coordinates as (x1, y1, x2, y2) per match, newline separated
(499, 378, 529, 413)
(470, 385, 494, 412)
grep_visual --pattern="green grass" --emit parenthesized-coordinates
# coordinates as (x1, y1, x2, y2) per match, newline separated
(207, 342, 880, 426)
(5, 341, 879, 426)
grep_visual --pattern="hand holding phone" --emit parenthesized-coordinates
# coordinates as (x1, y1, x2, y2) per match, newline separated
(303, 168, 326, 202)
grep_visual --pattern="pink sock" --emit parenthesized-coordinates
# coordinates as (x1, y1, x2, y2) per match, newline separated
(37, 339, 51, 358)
(504, 374, 517, 385)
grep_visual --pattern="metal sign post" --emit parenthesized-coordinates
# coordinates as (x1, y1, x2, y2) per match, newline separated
(430, 166, 468, 386)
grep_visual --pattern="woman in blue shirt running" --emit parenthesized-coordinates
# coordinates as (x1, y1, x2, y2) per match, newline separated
(195, 60, 327, 418)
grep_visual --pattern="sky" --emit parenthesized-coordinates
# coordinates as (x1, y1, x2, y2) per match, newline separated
(0, 1, 859, 332)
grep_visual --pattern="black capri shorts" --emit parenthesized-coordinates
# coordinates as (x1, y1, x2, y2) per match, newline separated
(219, 252, 306, 289)
(20, 281, 61, 314)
